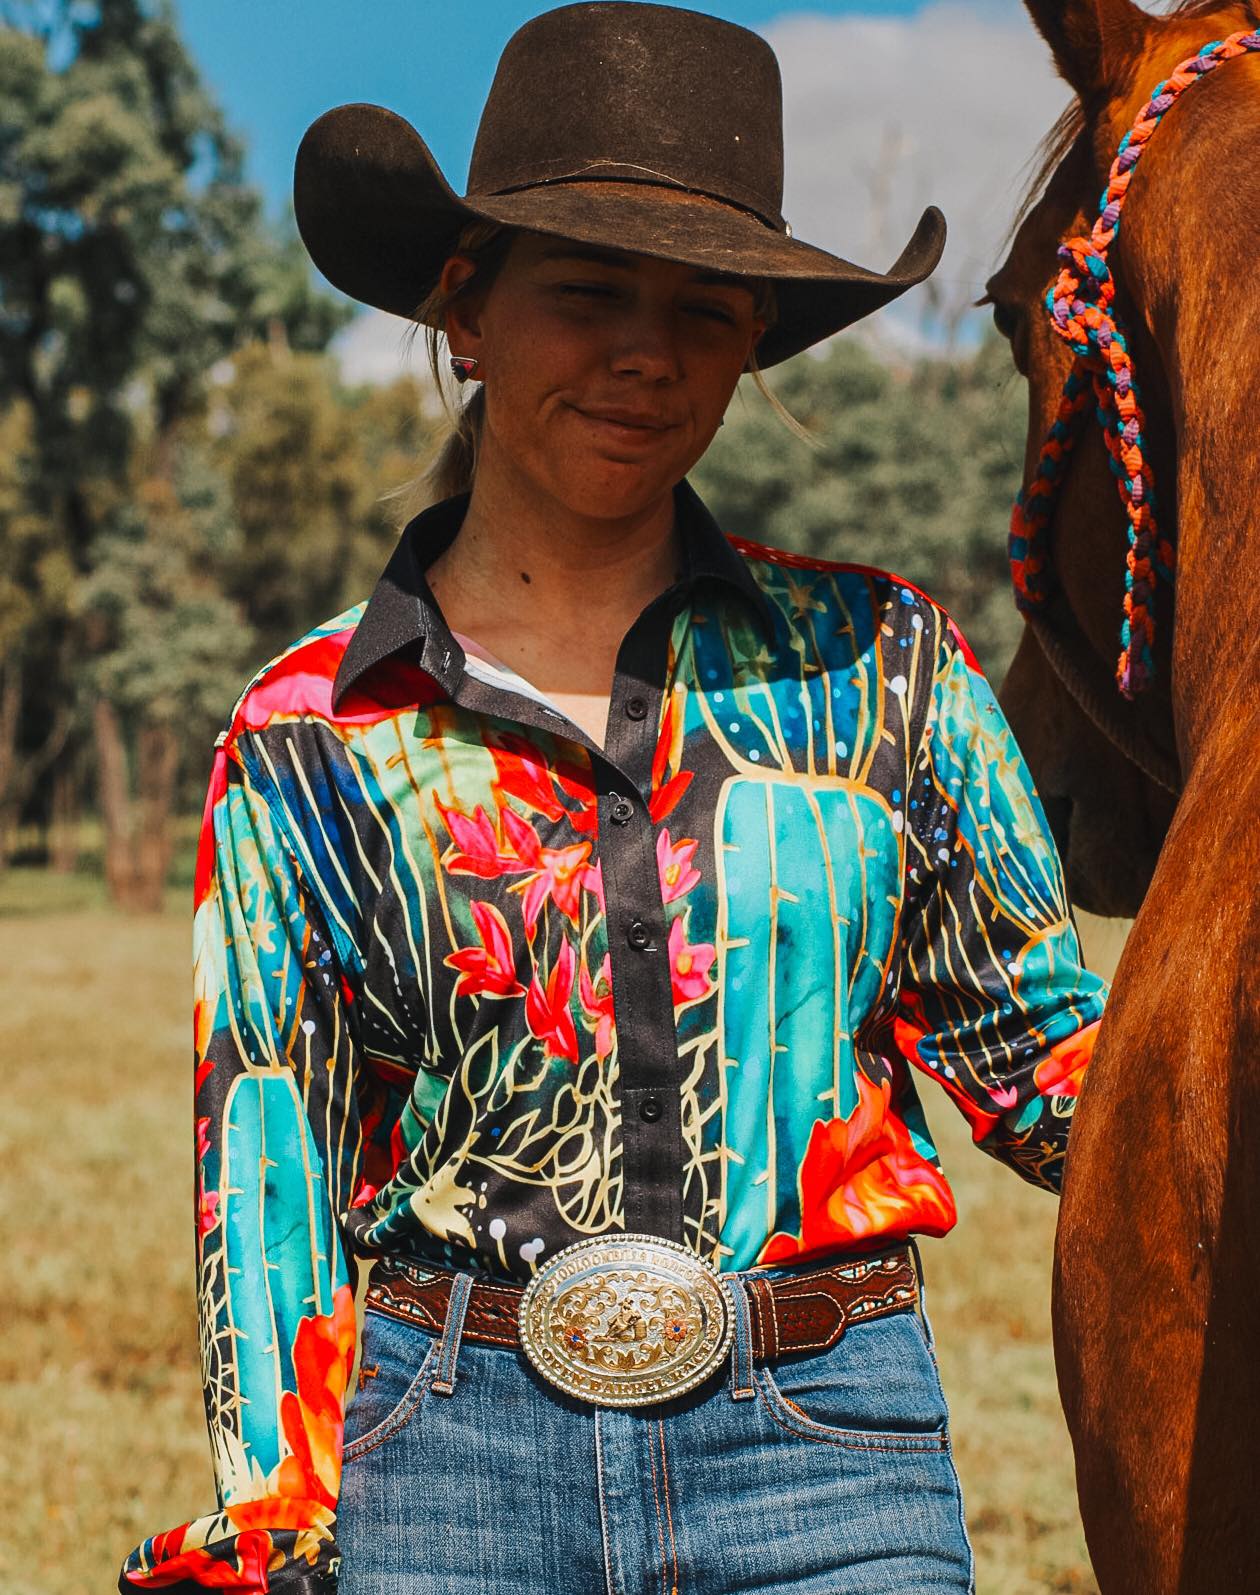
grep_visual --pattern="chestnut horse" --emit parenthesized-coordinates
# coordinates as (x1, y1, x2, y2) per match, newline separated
(987, 0, 1260, 1588)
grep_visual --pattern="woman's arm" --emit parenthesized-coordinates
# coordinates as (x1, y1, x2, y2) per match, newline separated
(119, 734, 362, 1593)
(893, 630, 1108, 1193)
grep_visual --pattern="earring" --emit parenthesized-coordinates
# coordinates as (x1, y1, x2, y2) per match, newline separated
(450, 355, 480, 384)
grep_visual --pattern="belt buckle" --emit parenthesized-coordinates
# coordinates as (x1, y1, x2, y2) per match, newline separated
(518, 1234, 733, 1408)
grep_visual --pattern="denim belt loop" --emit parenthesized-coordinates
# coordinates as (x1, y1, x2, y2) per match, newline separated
(726, 1274, 757, 1401)
(430, 1271, 475, 1397)
(907, 1238, 935, 1354)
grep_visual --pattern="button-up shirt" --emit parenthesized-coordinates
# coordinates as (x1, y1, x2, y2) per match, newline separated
(120, 482, 1106, 1591)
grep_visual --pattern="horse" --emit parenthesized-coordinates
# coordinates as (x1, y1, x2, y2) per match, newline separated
(985, 0, 1260, 1587)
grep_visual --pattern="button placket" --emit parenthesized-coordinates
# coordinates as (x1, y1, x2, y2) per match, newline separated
(590, 600, 688, 1242)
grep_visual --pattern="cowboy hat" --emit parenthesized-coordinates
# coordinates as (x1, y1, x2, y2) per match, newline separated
(293, 1, 946, 369)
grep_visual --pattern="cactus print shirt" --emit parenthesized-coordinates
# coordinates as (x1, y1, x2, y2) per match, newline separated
(121, 482, 1106, 1592)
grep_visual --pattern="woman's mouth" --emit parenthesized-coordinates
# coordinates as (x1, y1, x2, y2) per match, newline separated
(571, 405, 679, 443)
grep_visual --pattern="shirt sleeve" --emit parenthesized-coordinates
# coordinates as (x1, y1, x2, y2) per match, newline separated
(119, 735, 362, 1593)
(893, 628, 1108, 1193)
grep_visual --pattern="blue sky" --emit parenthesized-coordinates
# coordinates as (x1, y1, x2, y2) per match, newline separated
(175, 1, 938, 223)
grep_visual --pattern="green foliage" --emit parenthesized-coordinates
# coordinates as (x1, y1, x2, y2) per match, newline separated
(207, 345, 440, 667)
(0, 0, 355, 878)
(79, 435, 253, 730)
(693, 333, 1029, 680)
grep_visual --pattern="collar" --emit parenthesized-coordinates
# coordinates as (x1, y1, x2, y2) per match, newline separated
(331, 479, 772, 713)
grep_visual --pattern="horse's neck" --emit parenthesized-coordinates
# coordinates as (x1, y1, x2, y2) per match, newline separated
(1119, 49, 1260, 759)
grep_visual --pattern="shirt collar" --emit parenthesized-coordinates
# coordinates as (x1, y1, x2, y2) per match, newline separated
(331, 479, 772, 713)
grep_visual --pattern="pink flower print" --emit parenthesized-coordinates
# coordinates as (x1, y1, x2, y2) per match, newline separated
(525, 937, 579, 1062)
(582, 858, 606, 914)
(502, 806, 592, 933)
(195, 1116, 219, 1238)
(445, 900, 526, 999)
(656, 830, 700, 903)
(668, 915, 716, 1007)
(437, 801, 527, 880)
(579, 953, 616, 1060)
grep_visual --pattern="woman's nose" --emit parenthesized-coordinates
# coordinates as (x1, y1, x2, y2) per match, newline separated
(609, 310, 683, 382)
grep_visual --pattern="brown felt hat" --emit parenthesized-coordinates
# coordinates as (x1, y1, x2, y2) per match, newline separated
(293, 2, 946, 368)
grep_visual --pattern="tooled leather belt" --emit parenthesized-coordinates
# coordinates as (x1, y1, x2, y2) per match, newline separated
(365, 1241, 919, 1366)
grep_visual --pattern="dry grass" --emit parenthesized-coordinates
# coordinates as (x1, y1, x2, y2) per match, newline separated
(0, 872, 1124, 1594)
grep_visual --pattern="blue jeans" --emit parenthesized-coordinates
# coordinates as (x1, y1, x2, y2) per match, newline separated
(337, 1264, 974, 1594)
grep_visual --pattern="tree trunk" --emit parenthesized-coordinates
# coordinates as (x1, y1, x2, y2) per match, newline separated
(49, 756, 80, 874)
(0, 657, 22, 872)
(134, 720, 179, 911)
(93, 699, 180, 911)
(93, 696, 138, 908)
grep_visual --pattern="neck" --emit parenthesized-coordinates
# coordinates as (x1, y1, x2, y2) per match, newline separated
(1120, 45, 1260, 759)
(439, 439, 683, 637)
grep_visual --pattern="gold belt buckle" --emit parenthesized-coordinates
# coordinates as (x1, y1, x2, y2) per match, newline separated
(518, 1234, 733, 1408)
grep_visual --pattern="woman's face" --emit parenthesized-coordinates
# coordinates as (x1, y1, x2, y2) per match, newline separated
(441, 230, 765, 523)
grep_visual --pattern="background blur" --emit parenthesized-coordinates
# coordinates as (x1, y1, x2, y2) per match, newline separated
(0, 1, 1128, 1590)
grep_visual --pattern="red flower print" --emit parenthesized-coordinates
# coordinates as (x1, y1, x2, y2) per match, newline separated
(502, 807, 592, 933)
(579, 953, 616, 1060)
(489, 734, 567, 822)
(490, 731, 597, 835)
(656, 830, 700, 903)
(445, 900, 526, 999)
(124, 1528, 275, 1588)
(1033, 1021, 1099, 1099)
(225, 1284, 356, 1543)
(649, 691, 693, 823)
(525, 937, 579, 1062)
(668, 916, 715, 1007)
(759, 1072, 956, 1265)
(436, 801, 527, 880)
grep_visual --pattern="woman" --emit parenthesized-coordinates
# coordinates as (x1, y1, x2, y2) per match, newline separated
(120, 6, 1106, 1593)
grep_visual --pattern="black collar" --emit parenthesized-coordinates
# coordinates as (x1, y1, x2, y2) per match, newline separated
(330, 479, 772, 713)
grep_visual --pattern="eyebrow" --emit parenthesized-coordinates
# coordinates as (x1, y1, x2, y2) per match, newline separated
(537, 242, 750, 289)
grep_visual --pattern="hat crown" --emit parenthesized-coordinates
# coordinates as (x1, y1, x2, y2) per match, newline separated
(467, 2, 785, 230)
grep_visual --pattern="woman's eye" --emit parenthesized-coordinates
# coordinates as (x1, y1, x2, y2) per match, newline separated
(558, 282, 617, 300)
(687, 304, 737, 324)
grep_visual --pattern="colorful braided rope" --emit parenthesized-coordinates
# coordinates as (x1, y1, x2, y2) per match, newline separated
(1010, 28, 1260, 697)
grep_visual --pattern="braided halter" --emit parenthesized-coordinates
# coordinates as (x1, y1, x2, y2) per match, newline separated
(1009, 28, 1260, 698)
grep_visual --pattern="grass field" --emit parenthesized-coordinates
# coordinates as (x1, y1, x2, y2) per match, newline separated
(0, 868, 1126, 1594)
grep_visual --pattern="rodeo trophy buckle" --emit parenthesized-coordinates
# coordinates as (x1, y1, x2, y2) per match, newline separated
(518, 1233, 734, 1408)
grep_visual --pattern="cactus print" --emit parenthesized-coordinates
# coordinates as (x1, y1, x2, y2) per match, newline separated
(120, 485, 1105, 1591)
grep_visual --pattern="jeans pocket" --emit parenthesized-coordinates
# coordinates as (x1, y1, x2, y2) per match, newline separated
(756, 1308, 950, 1451)
(342, 1306, 438, 1465)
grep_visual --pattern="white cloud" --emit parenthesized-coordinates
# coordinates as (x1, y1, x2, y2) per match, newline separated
(762, 1, 1072, 347)
(332, 307, 442, 400)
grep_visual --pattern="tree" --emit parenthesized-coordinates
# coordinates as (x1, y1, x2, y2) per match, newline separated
(0, 0, 352, 904)
(692, 332, 1027, 680)
(208, 343, 439, 669)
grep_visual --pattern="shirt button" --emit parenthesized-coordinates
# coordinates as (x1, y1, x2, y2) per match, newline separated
(610, 797, 634, 825)
(625, 695, 649, 721)
(627, 919, 650, 950)
(639, 1095, 663, 1123)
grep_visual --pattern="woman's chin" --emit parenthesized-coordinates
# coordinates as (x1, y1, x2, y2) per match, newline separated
(544, 461, 684, 523)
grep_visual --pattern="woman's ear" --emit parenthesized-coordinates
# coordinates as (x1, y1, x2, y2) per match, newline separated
(439, 254, 484, 360)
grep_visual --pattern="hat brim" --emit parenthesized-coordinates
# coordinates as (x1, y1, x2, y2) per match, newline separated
(294, 103, 946, 369)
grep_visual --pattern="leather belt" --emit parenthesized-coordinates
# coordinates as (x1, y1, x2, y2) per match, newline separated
(365, 1243, 919, 1365)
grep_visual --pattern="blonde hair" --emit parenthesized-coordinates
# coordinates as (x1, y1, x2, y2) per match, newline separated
(385, 218, 808, 523)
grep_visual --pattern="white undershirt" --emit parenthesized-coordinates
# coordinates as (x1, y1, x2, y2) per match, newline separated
(452, 631, 568, 719)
